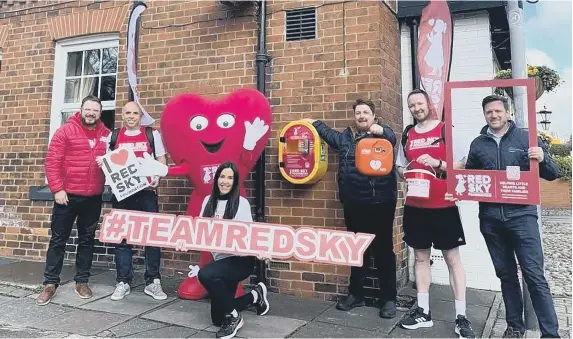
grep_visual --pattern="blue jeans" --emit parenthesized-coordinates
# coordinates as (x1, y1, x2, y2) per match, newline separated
(112, 190, 161, 285)
(480, 215, 559, 338)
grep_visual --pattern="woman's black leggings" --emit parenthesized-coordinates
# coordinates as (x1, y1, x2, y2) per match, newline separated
(198, 255, 256, 326)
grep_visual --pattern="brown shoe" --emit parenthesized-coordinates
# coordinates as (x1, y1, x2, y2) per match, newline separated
(36, 284, 57, 306)
(75, 282, 93, 299)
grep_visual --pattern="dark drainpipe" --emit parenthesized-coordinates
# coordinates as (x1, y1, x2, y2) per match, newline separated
(409, 18, 420, 89)
(254, 0, 269, 285)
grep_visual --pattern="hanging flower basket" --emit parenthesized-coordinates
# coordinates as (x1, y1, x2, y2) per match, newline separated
(494, 65, 563, 100)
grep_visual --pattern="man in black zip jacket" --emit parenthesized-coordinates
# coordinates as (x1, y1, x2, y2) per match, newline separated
(306, 98, 399, 319)
(453, 95, 560, 338)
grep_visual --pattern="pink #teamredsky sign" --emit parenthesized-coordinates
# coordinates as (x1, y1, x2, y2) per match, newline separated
(98, 209, 375, 267)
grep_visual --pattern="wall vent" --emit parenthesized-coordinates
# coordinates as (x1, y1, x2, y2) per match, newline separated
(285, 7, 316, 42)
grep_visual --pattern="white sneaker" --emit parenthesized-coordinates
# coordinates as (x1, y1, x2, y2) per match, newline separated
(144, 279, 167, 300)
(110, 282, 130, 301)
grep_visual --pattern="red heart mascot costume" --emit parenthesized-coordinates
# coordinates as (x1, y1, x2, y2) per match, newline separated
(159, 88, 271, 300)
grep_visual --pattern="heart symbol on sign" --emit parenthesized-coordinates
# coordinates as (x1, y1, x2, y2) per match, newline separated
(370, 160, 382, 170)
(110, 149, 129, 166)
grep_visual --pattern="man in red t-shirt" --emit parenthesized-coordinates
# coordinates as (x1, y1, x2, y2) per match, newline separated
(97, 101, 168, 301)
(395, 89, 475, 338)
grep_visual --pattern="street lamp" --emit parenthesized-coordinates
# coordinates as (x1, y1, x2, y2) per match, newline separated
(537, 106, 552, 131)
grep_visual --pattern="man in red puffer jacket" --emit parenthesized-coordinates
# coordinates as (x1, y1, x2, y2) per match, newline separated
(36, 95, 111, 306)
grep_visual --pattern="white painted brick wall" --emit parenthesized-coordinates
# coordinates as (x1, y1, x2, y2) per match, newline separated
(400, 11, 501, 292)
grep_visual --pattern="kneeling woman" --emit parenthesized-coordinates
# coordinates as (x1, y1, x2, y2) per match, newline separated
(197, 161, 270, 339)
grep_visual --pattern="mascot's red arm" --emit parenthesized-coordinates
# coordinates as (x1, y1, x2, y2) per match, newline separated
(167, 163, 189, 177)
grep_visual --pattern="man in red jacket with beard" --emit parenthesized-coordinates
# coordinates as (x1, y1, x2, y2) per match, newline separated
(36, 95, 111, 306)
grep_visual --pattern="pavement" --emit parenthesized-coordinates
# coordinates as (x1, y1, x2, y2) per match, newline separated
(0, 258, 501, 338)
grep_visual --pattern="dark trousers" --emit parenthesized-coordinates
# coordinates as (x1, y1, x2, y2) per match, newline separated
(343, 202, 397, 301)
(43, 194, 102, 285)
(198, 256, 256, 326)
(112, 190, 161, 285)
(480, 215, 559, 338)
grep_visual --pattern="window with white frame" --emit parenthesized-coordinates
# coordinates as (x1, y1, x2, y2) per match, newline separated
(49, 34, 119, 138)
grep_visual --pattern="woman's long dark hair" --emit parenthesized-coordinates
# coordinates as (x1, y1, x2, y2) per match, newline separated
(201, 161, 241, 220)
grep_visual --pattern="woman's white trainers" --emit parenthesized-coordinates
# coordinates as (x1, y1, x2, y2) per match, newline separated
(111, 282, 130, 301)
(144, 279, 168, 300)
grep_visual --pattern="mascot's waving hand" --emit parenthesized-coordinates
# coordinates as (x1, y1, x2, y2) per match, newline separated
(138, 88, 272, 300)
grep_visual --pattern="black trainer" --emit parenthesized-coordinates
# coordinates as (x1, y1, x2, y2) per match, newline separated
(502, 326, 525, 338)
(455, 315, 476, 338)
(335, 293, 365, 311)
(400, 307, 434, 330)
(216, 313, 244, 339)
(253, 282, 270, 316)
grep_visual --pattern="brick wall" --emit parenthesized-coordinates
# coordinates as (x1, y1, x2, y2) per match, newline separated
(541, 179, 572, 209)
(0, 0, 405, 302)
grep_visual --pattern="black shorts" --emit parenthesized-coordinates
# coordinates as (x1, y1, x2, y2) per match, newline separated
(403, 205, 466, 250)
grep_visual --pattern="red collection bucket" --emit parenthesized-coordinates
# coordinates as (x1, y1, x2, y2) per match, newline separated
(403, 162, 436, 200)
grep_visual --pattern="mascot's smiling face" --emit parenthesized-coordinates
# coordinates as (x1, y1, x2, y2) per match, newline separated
(189, 112, 235, 154)
(160, 88, 272, 168)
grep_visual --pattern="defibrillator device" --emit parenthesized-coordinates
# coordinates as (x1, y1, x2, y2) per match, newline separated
(278, 120, 328, 184)
(355, 137, 393, 176)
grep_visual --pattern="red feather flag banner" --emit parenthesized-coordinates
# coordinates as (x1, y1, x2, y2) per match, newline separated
(417, 0, 453, 120)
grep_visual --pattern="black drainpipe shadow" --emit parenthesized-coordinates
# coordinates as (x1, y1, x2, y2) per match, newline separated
(254, 0, 269, 286)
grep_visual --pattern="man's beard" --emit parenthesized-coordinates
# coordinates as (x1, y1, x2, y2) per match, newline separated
(81, 116, 97, 127)
(414, 111, 430, 123)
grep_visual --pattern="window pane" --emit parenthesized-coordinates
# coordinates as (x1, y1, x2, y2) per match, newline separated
(101, 109, 116, 130)
(82, 76, 99, 98)
(60, 111, 75, 125)
(66, 51, 83, 77)
(64, 79, 81, 103)
(102, 47, 118, 74)
(84, 49, 101, 75)
(100, 76, 116, 101)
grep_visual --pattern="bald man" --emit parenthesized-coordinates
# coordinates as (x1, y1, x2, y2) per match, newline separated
(100, 101, 168, 301)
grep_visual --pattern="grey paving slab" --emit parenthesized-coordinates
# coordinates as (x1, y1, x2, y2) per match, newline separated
(389, 319, 459, 338)
(0, 261, 106, 288)
(427, 285, 497, 307)
(98, 318, 166, 337)
(0, 324, 69, 338)
(123, 326, 197, 338)
(0, 297, 72, 328)
(290, 321, 382, 338)
(98, 318, 167, 337)
(0, 294, 16, 305)
(33, 308, 131, 336)
(264, 293, 334, 321)
(205, 313, 307, 338)
(29, 282, 115, 307)
(188, 330, 216, 338)
(142, 299, 214, 331)
(123, 325, 198, 338)
(79, 291, 175, 315)
(0, 257, 18, 266)
(0, 285, 35, 297)
(316, 305, 404, 334)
